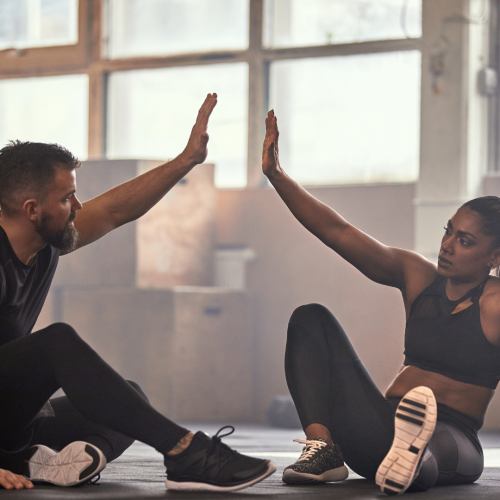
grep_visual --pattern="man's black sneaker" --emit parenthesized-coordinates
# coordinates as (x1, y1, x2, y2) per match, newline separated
(376, 386, 437, 495)
(164, 426, 276, 491)
(282, 438, 349, 484)
(23, 441, 106, 487)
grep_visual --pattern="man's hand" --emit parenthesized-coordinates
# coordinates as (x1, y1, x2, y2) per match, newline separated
(180, 93, 218, 167)
(262, 110, 282, 179)
(71, 93, 218, 250)
(0, 469, 34, 490)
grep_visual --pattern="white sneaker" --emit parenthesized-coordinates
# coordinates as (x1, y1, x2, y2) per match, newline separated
(24, 441, 107, 487)
(376, 386, 437, 495)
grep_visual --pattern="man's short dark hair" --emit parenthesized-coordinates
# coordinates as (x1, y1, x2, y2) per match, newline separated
(0, 140, 80, 215)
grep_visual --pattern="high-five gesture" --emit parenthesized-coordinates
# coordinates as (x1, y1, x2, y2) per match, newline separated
(181, 93, 218, 167)
(262, 110, 282, 178)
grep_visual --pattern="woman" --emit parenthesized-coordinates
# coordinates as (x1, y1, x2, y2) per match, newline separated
(262, 110, 500, 494)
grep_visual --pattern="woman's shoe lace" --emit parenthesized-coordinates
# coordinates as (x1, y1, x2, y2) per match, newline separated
(293, 439, 328, 461)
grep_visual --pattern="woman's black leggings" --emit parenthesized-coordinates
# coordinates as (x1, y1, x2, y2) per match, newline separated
(285, 304, 484, 490)
(0, 323, 189, 471)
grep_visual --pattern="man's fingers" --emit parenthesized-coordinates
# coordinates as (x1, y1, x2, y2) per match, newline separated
(196, 95, 213, 122)
(0, 471, 34, 490)
(0, 476, 20, 490)
(18, 476, 34, 489)
(196, 93, 218, 127)
(202, 93, 217, 113)
(0, 477, 13, 489)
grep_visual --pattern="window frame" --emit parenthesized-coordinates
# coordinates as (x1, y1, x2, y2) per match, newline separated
(489, 0, 500, 172)
(0, 0, 422, 188)
(0, 0, 91, 75)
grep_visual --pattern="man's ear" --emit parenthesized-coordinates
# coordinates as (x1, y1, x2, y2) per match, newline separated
(23, 199, 41, 222)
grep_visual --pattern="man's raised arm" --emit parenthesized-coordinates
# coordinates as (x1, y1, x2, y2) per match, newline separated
(72, 93, 217, 250)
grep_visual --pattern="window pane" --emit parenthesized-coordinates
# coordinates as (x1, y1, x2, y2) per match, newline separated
(107, 64, 248, 188)
(0, 75, 89, 159)
(0, 0, 78, 50)
(269, 51, 421, 185)
(106, 0, 249, 59)
(264, 0, 421, 48)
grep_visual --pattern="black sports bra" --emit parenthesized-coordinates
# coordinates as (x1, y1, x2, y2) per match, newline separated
(404, 275, 500, 389)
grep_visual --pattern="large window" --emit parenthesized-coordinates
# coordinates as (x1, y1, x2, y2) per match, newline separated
(263, 0, 421, 47)
(107, 63, 249, 187)
(270, 51, 421, 184)
(0, 74, 89, 158)
(0, 0, 422, 188)
(106, 0, 249, 58)
(0, 0, 78, 50)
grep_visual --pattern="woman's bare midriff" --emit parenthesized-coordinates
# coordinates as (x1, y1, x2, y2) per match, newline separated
(385, 365, 494, 426)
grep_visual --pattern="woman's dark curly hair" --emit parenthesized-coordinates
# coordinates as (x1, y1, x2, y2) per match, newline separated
(462, 196, 500, 248)
(461, 196, 500, 275)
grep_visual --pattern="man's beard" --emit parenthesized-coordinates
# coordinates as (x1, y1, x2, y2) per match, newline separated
(35, 211, 79, 254)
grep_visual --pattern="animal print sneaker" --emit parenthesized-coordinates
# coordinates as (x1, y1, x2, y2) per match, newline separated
(282, 438, 349, 484)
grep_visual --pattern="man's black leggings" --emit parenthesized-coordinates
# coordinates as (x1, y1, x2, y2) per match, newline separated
(285, 304, 484, 490)
(0, 323, 189, 471)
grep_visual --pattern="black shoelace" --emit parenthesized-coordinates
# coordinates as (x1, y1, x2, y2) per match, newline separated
(204, 426, 238, 474)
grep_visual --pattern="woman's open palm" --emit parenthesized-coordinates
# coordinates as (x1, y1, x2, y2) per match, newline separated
(262, 110, 281, 177)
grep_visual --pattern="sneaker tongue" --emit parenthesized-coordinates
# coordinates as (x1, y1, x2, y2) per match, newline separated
(308, 438, 328, 445)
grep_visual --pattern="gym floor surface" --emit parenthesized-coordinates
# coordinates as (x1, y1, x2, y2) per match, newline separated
(4, 424, 500, 499)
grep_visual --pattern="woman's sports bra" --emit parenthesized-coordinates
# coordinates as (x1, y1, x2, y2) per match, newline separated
(404, 275, 500, 389)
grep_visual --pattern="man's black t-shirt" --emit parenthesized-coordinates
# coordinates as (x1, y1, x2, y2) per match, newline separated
(0, 225, 59, 346)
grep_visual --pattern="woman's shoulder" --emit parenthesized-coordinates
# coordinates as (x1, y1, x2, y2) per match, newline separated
(481, 276, 500, 303)
(479, 276, 500, 346)
(401, 251, 438, 303)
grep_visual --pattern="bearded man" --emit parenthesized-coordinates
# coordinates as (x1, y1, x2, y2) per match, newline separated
(0, 94, 275, 491)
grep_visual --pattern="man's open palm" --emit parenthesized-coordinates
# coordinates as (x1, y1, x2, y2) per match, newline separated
(182, 93, 218, 166)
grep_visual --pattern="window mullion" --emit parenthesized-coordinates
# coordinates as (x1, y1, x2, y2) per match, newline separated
(247, 0, 266, 188)
(87, 0, 105, 159)
(87, 69, 106, 159)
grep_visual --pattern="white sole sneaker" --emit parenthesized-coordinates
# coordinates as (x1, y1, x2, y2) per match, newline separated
(283, 464, 349, 484)
(24, 441, 107, 487)
(376, 386, 437, 495)
(165, 460, 277, 492)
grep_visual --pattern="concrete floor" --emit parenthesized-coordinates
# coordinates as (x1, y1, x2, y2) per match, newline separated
(3, 424, 500, 499)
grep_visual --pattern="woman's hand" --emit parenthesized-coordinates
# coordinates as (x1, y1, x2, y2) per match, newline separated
(259, 110, 434, 294)
(0, 469, 34, 490)
(262, 110, 283, 179)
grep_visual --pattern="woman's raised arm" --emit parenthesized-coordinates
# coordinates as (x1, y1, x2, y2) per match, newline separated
(262, 110, 432, 290)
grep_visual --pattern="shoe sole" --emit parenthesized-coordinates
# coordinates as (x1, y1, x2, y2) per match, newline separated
(165, 460, 277, 491)
(376, 386, 437, 495)
(282, 464, 349, 484)
(24, 441, 107, 487)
